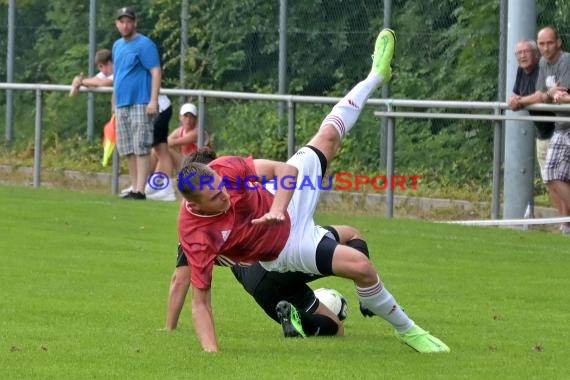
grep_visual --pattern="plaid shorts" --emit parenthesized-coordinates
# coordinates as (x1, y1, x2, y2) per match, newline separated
(115, 105, 154, 156)
(542, 129, 570, 182)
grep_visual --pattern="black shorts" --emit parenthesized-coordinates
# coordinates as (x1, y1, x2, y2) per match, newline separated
(231, 265, 322, 323)
(176, 245, 188, 267)
(175, 224, 341, 324)
(153, 106, 172, 146)
(175, 244, 322, 323)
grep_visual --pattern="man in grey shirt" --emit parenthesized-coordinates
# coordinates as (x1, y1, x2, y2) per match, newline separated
(507, 39, 555, 177)
(515, 26, 570, 235)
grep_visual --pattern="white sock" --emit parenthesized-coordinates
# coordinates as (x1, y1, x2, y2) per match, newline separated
(319, 73, 383, 138)
(356, 276, 414, 333)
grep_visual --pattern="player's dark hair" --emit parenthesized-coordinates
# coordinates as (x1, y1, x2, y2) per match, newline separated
(181, 147, 217, 168)
(177, 154, 217, 201)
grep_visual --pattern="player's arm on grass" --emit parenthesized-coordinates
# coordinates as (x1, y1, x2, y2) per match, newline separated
(191, 285, 218, 352)
(252, 159, 298, 225)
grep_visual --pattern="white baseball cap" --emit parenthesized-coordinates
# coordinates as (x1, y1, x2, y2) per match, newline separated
(180, 103, 197, 116)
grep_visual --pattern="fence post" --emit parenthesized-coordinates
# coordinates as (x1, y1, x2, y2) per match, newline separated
(111, 148, 120, 196)
(385, 102, 395, 218)
(179, 0, 188, 106)
(503, 0, 536, 219)
(197, 95, 206, 147)
(86, 0, 96, 141)
(5, 0, 15, 147)
(277, 0, 288, 139)
(33, 89, 43, 188)
(492, 106, 504, 219)
(287, 100, 296, 158)
(379, 0, 393, 168)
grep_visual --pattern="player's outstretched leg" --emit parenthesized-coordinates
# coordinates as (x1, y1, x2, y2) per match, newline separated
(333, 238, 450, 352)
(371, 28, 395, 83)
(307, 28, 396, 164)
(276, 301, 306, 338)
(356, 275, 450, 353)
(395, 324, 451, 353)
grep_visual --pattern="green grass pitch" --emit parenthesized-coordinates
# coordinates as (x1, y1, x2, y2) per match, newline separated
(0, 185, 568, 379)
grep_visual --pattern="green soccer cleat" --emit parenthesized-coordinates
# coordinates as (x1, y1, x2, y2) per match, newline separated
(396, 324, 450, 353)
(371, 28, 396, 83)
(276, 301, 306, 338)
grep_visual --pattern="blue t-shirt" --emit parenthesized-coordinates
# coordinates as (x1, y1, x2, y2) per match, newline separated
(112, 34, 160, 107)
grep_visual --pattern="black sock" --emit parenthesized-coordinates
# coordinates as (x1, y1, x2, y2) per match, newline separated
(346, 238, 375, 317)
(298, 309, 339, 336)
(347, 238, 369, 258)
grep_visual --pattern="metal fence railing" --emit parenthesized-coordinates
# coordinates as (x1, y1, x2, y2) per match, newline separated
(2, 82, 570, 219)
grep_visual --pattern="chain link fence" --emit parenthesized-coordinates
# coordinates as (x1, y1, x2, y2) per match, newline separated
(0, 0, 567, 201)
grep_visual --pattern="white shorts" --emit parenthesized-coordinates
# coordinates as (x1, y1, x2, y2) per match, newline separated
(536, 138, 550, 180)
(259, 147, 331, 274)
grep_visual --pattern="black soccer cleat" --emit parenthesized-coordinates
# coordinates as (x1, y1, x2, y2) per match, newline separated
(359, 301, 375, 318)
(275, 301, 306, 338)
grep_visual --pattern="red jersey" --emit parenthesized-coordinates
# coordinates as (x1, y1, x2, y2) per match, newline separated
(177, 127, 210, 155)
(178, 156, 291, 289)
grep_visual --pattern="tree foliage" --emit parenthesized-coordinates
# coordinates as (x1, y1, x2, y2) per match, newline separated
(0, 0, 561, 188)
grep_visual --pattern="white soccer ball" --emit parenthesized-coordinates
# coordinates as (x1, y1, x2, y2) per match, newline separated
(314, 287, 348, 321)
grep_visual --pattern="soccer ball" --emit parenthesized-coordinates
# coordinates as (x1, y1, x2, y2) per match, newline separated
(314, 287, 348, 321)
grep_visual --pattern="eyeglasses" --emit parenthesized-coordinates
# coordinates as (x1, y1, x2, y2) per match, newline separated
(515, 49, 534, 57)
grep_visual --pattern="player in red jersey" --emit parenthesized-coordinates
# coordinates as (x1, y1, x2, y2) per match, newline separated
(168, 224, 369, 339)
(177, 29, 450, 353)
(167, 149, 372, 338)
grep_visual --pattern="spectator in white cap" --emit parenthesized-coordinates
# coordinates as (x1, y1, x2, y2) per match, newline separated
(147, 103, 209, 200)
(164, 103, 211, 173)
